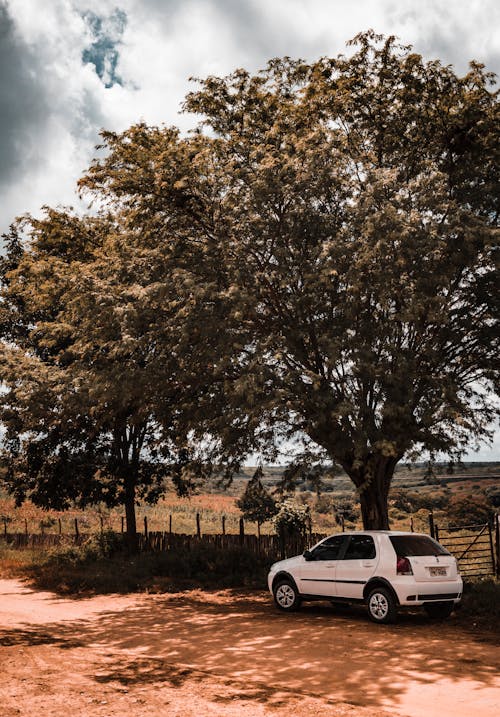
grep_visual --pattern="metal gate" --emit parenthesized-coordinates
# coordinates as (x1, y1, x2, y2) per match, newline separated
(434, 520, 496, 579)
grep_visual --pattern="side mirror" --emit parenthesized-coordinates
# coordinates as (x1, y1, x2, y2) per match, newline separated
(303, 549, 313, 561)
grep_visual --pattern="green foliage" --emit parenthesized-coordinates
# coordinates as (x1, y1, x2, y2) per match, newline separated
(1, 31, 498, 534)
(236, 467, 277, 526)
(24, 539, 270, 594)
(272, 499, 310, 538)
(461, 579, 500, 634)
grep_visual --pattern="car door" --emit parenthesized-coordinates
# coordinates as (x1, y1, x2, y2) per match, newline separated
(298, 534, 349, 597)
(334, 534, 378, 599)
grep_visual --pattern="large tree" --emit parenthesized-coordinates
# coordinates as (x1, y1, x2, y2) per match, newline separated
(181, 33, 499, 528)
(0, 204, 247, 542)
(3, 32, 498, 532)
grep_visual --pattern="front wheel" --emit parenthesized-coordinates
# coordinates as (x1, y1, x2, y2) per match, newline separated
(424, 601, 454, 619)
(273, 580, 301, 611)
(367, 587, 397, 624)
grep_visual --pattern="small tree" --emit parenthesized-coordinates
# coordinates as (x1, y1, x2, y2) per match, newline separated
(273, 499, 310, 543)
(236, 466, 277, 535)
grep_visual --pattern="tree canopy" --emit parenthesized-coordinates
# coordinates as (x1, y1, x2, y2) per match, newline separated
(1, 32, 498, 530)
(0, 204, 248, 541)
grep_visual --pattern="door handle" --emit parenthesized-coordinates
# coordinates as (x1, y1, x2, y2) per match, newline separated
(362, 561, 374, 567)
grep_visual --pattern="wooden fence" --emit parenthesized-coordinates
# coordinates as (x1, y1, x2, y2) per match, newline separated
(2, 513, 499, 577)
(0, 529, 327, 562)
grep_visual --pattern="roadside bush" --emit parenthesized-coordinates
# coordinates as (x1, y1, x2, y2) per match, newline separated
(42, 530, 127, 567)
(460, 579, 500, 634)
(25, 539, 271, 594)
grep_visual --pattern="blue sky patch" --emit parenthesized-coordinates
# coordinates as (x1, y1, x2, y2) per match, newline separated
(82, 8, 126, 88)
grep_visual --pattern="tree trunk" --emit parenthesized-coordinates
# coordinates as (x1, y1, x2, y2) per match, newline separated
(124, 474, 137, 550)
(349, 454, 397, 530)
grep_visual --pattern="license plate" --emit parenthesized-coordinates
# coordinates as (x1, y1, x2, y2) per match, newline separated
(429, 567, 447, 576)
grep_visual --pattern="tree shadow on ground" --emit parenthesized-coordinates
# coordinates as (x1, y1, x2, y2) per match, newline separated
(1, 590, 498, 713)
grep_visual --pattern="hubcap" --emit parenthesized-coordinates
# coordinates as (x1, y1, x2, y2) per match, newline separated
(276, 584, 295, 608)
(369, 593, 389, 619)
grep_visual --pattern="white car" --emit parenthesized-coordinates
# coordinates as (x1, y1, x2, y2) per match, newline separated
(268, 531, 463, 623)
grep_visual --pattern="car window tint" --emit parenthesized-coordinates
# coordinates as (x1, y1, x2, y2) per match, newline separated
(389, 535, 450, 556)
(311, 535, 347, 560)
(343, 535, 376, 560)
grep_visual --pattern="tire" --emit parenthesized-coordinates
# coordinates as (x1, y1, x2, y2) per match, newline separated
(273, 579, 301, 611)
(367, 587, 397, 624)
(424, 601, 454, 619)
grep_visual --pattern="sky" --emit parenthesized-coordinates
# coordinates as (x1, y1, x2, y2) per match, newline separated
(0, 0, 499, 460)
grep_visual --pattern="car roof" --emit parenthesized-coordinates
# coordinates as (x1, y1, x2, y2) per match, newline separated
(326, 530, 429, 537)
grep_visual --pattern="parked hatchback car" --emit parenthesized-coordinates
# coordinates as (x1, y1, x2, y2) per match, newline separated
(268, 531, 462, 623)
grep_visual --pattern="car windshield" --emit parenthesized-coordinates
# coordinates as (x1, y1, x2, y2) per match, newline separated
(389, 535, 450, 557)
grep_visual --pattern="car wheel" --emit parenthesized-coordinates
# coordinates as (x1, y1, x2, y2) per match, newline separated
(424, 601, 454, 619)
(367, 587, 397, 624)
(273, 579, 301, 611)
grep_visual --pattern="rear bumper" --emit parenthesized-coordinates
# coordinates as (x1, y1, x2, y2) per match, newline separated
(394, 577, 463, 606)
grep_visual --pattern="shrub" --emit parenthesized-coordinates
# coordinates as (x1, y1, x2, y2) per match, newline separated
(460, 579, 500, 633)
(26, 539, 271, 594)
(446, 494, 493, 525)
(333, 497, 359, 524)
(485, 485, 500, 508)
(272, 499, 310, 539)
(314, 494, 334, 515)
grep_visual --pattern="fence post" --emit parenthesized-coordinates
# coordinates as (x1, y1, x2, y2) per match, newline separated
(435, 525, 440, 542)
(222, 515, 226, 535)
(58, 518, 62, 535)
(144, 516, 148, 538)
(74, 518, 79, 539)
(3, 519, 7, 537)
(428, 511, 435, 539)
(410, 516, 414, 533)
(494, 513, 499, 578)
(100, 516, 104, 533)
(169, 514, 172, 534)
(341, 515, 345, 533)
(196, 513, 201, 538)
(25, 519, 28, 537)
(239, 517, 245, 545)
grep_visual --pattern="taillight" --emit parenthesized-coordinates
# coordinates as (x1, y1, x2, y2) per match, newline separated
(397, 556, 413, 575)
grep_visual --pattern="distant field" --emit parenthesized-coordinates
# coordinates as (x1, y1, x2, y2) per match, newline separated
(0, 462, 498, 539)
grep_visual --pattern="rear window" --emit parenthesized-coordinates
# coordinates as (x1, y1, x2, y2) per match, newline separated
(389, 535, 450, 557)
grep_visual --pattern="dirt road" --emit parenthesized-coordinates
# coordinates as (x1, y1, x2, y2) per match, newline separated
(0, 579, 498, 717)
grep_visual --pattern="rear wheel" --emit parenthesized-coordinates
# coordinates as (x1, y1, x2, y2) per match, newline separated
(424, 601, 454, 619)
(367, 587, 397, 624)
(273, 579, 301, 611)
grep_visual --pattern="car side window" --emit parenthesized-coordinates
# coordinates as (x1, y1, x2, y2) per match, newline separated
(342, 535, 376, 560)
(311, 535, 347, 561)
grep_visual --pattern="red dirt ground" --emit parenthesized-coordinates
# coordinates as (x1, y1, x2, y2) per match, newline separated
(0, 579, 498, 717)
